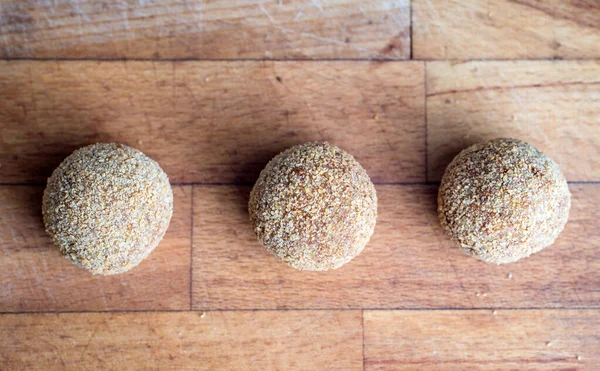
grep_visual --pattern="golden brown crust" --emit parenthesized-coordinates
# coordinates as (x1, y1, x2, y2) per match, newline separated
(249, 142, 377, 271)
(42, 143, 173, 275)
(438, 138, 570, 264)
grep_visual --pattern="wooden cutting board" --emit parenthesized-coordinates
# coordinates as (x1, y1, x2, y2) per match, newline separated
(1, 1, 599, 369)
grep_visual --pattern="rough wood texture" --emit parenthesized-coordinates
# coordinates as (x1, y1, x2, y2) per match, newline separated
(413, 0, 600, 59)
(1, 4, 600, 367)
(0, 0, 409, 60)
(364, 310, 599, 370)
(427, 61, 600, 181)
(0, 310, 362, 370)
(192, 184, 599, 310)
(0, 186, 191, 312)
(0, 60, 425, 184)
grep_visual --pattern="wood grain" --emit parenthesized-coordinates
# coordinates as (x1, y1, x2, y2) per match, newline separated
(0, 60, 425, 184)
(0, 186, 191, 312)
(0, 2, 598, 367)
(413, 0, 600, 59)
(0, 0, 409, 60)
(0, 310, 362, 370)
(192, 184, 599, 310)
(426, 61, 600, 181)
(364, 310, 599, 370)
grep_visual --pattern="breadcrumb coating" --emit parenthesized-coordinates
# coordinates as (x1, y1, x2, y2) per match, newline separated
(42, 143, 173, 275)
(438, 138, 570, 264)
(249, 142, 377, 271)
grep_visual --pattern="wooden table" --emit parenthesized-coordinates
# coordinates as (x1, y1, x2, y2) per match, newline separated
(1, 1, 599, 369)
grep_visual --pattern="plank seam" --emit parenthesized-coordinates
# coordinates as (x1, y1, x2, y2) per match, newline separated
(0, 182, 438, 187)
(424, 61, 428, 182)
(190, 185, 194, 310)
(1, 58, 599, 62)
(0, 182, 441, 187)
(409, 0, 413, 60)
(0, 58, 412, 62)
(1, 307, 599, 315)
(2, 181, 598, 187)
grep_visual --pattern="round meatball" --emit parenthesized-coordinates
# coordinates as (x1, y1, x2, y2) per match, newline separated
(249, 142, 377, 271)
(43, 143, 173, 275)
(438, 138, 570, 264)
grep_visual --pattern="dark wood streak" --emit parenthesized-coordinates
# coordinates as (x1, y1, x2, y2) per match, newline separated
(427, 80, 600, 97)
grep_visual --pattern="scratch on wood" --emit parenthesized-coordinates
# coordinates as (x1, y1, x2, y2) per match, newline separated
(259, 4, 275, 23)
(508, 0, 600, 29)
(388, 10, 404, 29)
(98, 282, 108, 308)
(310, 0, 325, 14)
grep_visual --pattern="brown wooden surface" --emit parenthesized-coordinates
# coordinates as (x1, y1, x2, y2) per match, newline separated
(0, 60, 425, 185)
(413, 0, 600, 59)
(426, 60, 600, 181)
(0, 310, 363, 370)
(0, 0, 409, 60)
(2, 1, 600, 369)
(193, 184, 599, 310)
(364, 310, 599, 370)
(0, 186, 191, 312)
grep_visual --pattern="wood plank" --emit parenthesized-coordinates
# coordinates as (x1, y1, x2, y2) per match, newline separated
(192, 184, 599, 310)
(0, 60, 425, 184)
(364, 310, 599, 370)
(0, 186, 191, 312)
(426, 61, 600, 182)
(413, 0, 600, 59)
(0, 310, 362, 370)
(0, 0, 409, 60)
